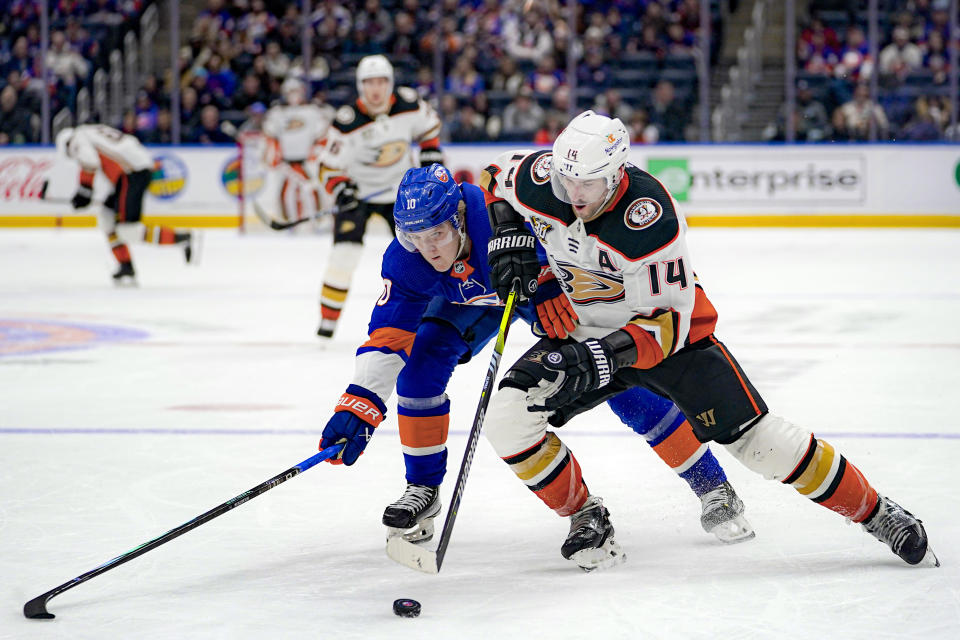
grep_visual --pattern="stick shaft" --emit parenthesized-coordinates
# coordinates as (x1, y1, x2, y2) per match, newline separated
(24, 445, 342, 618)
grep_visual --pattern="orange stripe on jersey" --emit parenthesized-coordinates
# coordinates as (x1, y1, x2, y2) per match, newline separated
(817, 460, 878, 523)
(419, 137, 440, 149)
(79, 169, 95, 187)
(689, 285, 718, 344)
(651, 420, 702, 468)
(361, 327, 416, 356)
(398, 414, 449, 449)
(709, 336, 762, 414)
(621, 324, 666, 369)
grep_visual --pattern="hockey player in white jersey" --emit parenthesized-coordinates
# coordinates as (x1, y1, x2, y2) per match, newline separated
(480, 110, 938, 571)
(53, 125, 193, 285)
(262, 77, 331, 223)
(315, 54, 443, 338)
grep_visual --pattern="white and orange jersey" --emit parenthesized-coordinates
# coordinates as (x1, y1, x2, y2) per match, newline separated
(64, 125, 154, 184)
(319, 86, 441, 204)
(263, 103, 332, 165)
(482, 149, 718, 367)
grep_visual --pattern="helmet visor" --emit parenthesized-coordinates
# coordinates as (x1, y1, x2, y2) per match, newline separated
(397, 219, 459, 254)
(550, 172, 610, 207)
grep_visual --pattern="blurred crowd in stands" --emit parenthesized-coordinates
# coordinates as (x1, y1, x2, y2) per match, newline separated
(0, 0, 956, 145)
(765, 0, 958, 141)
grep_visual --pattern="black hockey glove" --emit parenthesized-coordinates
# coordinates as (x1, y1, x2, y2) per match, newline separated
(487, 221, 540, 302)
(71, 185, 93, 210)
(418, 147, 443, 167)
(528, 331, 639, 412)
(334, 180, 359, 213)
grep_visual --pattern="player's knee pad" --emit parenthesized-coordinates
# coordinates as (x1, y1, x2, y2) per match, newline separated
(484, 387, 550, 458)
(723, 413, 812, 481)
(323, 242, 363, 286)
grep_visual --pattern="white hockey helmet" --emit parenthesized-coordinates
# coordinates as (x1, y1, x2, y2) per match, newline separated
(281, 76, 307, 104)
(355, 54, 394, 94)
(55, 126, 75, 158)
(550, 110, 630, 207)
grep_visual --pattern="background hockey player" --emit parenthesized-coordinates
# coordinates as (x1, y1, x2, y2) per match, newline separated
(317, 163, 754, 546)
(262, 76, 331, 223)
(53, 125, 193, 285)
(315, 54, 444, 338)
(480, 110, 938, 571)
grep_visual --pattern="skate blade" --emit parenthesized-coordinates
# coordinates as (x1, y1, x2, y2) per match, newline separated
(570, 539, 626, 573)
(708, 515, 756, 545)
(386, 518, 436, 544)
(113, 278, 138, 288)
(919, 546, 940, 568)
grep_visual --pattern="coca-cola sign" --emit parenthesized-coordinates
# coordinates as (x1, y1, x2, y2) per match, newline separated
(0, 157, 53, 200)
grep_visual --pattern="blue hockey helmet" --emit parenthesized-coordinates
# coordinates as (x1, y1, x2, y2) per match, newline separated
(393, 164, 465, 253)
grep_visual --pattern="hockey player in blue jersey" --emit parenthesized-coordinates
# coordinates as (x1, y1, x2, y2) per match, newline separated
(318, 164, 754, 546)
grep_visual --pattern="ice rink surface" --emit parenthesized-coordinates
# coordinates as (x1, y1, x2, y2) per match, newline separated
(2, 225, 959, 639)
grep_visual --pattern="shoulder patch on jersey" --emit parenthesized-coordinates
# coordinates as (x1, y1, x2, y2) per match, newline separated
(397, 86, 419, 103)
(530, 153, 551, 184)
(624, 197, 663, 230)
(336, 105, 355, 125)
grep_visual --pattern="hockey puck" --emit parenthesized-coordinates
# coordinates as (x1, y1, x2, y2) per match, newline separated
(393, 598, 421, 618)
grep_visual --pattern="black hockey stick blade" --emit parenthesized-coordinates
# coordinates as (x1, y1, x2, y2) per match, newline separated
(386, 288, 520, 574)
(23, 444, 343, 619)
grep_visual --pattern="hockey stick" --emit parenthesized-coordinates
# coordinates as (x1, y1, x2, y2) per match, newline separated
(252, 187, 391, 231)
(23, 443, 344, 620)
(386, 288, 520, 574)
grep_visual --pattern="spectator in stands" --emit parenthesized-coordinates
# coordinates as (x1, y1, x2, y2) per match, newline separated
(763, 80, 832, 142)
(446, 55, 485, 100)
(832, 82, 889, 141)
(799, 29, 839, 75)
(578, 48, 613, 92)
(449, 101, 488, 142)
(835, 25, 872, 82)
(533, 111, 564, 145)
(0, 85, 35, 144)
(143, 108, 174, 145)
(263, 41, 291, 80)
(2, 36, 33, 80)
(503, 6, 553, 64)
(45, 30, 88, 103)
(134, 90, 159, 136)
(490, 56, 524, 96)
(389, 11, 422, 60)
(529, 54, 565, 96)
(646, 79, 687, 142)
(501, 85, 545, 137)
(232, 73, 271, 111)
(180, 86, 202, 134)
(879, 26, 923, 81)
(641, 1, 668, 37)
(354, 0, 394, 50)
(636, 24, 667, 59)
(120, 109, 139, 138)
(626, 108, 657, 144)
(665, 21, 695, 55)
(238, 101, 267, 134)
(800, 17, 840, 52)
(191, 105, 233, 144)
(593, 87, 633, 122)
(238, 0, 278, 43)
(899, 95, 945, 141)
(922, 31, 948, 85)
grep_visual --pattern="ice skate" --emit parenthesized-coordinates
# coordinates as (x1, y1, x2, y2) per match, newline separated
(700, 481, 755, 544)
(183, 231, 200, 265)
(862, 495, 939, 567)
(383, 483, 441, 543)
(316, 318, 337, 339)
(111, 262, 137, 287)
(561, 495, 625, 572)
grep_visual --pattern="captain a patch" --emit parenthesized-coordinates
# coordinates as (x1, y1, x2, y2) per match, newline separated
(624, 197, 662, 230)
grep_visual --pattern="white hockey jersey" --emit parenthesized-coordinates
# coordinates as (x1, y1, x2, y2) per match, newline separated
(319, 86, 441, 204)
(481, 149, 719, 367)
(65, 125, 154, 182)
(263, 103, 332, 163)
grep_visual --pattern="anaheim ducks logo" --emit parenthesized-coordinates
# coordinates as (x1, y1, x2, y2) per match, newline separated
(369, 139, 410, 167)
(524, 349, 553, 364)
(624, 198, 662, 230)
(285, 118, 305, 131)
(553, 260, 625, 306)
(530, 154, 551, 184)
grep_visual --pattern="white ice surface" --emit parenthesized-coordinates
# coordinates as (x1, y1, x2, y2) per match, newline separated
(1, 226, 959, 639)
